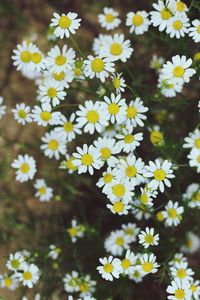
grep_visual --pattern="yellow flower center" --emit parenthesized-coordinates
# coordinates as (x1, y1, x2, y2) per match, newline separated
(74, 67, 82, 76)
(103, 263, 113, 273)
(4, 277, 12, 288)
(68, 227, 78, 237)
(100, 147, 111, 159)
(191, 284, 197, 292)
(175, 289, 185, 299)
(195, 138, 200, 149)
(31, 52, 42, 64)
(81, 154, 93, 166)
(198, 25, 200, 34)
(121, 258, 131, 269)
(124, 134, 134, 144)
(38, 187, 46, 195)
(113, 78, 120, 89)
(168, 208, 177, 218)
(176, 1, 185, 12)
(91, 58, 105, 72)
(193, 192, 200, 202)
(161, 8, 172, 20)
(126, 106, 137, 118)
(53, 72, 65, 81)
(11, 259, 20, 269)
(173, 20, 183, 30)
(132, 14, 144, 26)
(20, 50, 32, 63)
(112, 184, 125, 197)
(110, 43, 122, 56)
(86, 110, 99, 123)
(47, 87, 57, 98)
(144, 234, 154, 244)
(108, 103, 119, 115)
(48, 139, 59, 151)
(154, 169, 166, 181)
(23, 271, 32, 281)
(126, 166, 137, 177)
(105, 14, 115, 23)
(64, 121, 74, 132)
(55, 55, 67, 66)
(173, 66, 185, 77)
(176, 268, 186, 279)
(150, 131, 164, 145)
(194, 52, 200, 61)
(156, 211, 164, 221)
(103, 173, 113, 183)
(113, 201, 124, 213)
(18, 109, 27, 119)
(115, 237, 124, 246)
(125, 228, 134, 235)
(140, 193, 148, 205)
(79, 282, 89, 292)
(66, 157, 77, 171)
(58, 16, 71, 29)
(40, 111, 52, 121)
(142, 262, 153, 273)
(20, 163, 30, 173)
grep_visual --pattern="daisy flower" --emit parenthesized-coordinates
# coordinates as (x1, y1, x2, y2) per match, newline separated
(45, 45, 75, 73)
(6, 252, 25, 272)
(76, 100, 109, 134)
(138, 227, 159, 249)
(34, 179, 53, 202)
(97, 256, 121, 281)
(190, 280, 200, 300)
(63, 270, 80, 292)
(124, 97, 148, 128)
(67, 219, 85, 243)
(100, 33, 133, 62)
(116, 128, 143, 153)
(38, 79, 66, 107)
(183, 183, 200, 208)
(122, 223, 140, 243)
(139, 186, 158, 206)
(188, 148, 200, 173)
(12, 41, 38, 71)
(96, 167, 116, 191)
(166, 16, 190, 39)
(169, 0, 189, 17)
(0, 273, 19, 290)
(60, 154, 77, 174)
(55, 113, 81, 141)
(93, 137, 120, 167)
(143, 159, 175, 193)
(83, 55, 115, 82)
(170, 261, 194, 282)
(92, 34, 110, 56)
(163, 200, 184, 227)
(126, 11, 150, 35)
(166, 278, 192, 300)
(150, 0, 173, 32)
(32, 103, 61, 127)
(101, 93, 126, 124)
(41, 129, 67, 160)
(104, 178, 134, 202)
(150, 54, 165, 72)
(98, 7, 121, 31)
(73, 144, 101, 175)
(0, 96, 6, 118)
(28, 47, 45, 72)
(17, 263, 40, 288)
(50, 12, 81, 39)
(48, 245, 61, 260)
(119, 250, 137, 275)
(128, 266, 145, 283)
(107, 198, 132, 215)
(12, 103, 32, 125)
(104, 230, 132, 256)
(111, 73, 126, 94)
(189, 20, 200, 43)
(139, 253, 159, 275)
(181, 232, 200, 254)
(158, 77, 183, 98)
(11, 154, 36, 182)
(183, 129, 200, 150)
(161, 55, 196, 85)
(49, 69, 74, 89)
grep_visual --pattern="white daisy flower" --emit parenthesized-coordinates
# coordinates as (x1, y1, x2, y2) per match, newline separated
(38, 79, 66, 107)
(124, 97, 148, 128)
(167, 278, 192, 300)
(128, 266, 145, 283)
(50, 12, 81, 39)
(188, 148, 200, 173)
(93, 137, 120, 167)
(189, 19, 200, 43)
(107, 198, 132, 215)
(119, 250, 137, 275)
(12, 103, 32, 125)
(28, 48, 45, 72)
(166, 16, 190, 39)
(104, 178, 134, 202)
(138, 227, 159, 249)
(116, 128, 143, 153)
(83, 55, 115, 82)
(139, 186, 158, 206)
(181, 232, 200, 254)
(48, 244, 61, 260)
(104, 230, 132, 256)
(150, 54, 165, 71)
(170, 261, 194, 282)
(11, 154, 36, 182)
(98, 7, 121, 31)
(183, 183, 200, 208)
(183, 129, 200, 150)
(92, 34, 110, 56)
(73, 144, 101, 175)
(161, 55, 196, 85)
(139, 253, 159, 275)
(100, 33, 134, 62)
(6, 252, 25, 272)
(126, 11, 150, 35)
(0, 97, 6, 118)
(169, 0, 189, 17)
(34, 179, 53, 202)
(45, 45, 75, 73)
(55, 113, 81, 141)
(190, 280, 200, 300)
(144, 159, 175, 193)
(67, 219, 85, 243)
(17, 263, 40, 288)
(76, 100, 109, 134)
(97, 256, 121, 281)
(48, 69, 74, 89)
(163, 200, 184, 227)
(63, 270, 79, 292)
(41, 129, 67, 160)
(111, 73, 126, 94)
(32, 102, 61, 127)
(150, 0, 173, 32)
(96, 167, 116, 191)
(101, 93, 126, 124)
(12, 41, 38, 71)
(0, 273, 19, 290)
(158, 77, 183, 98)
(121, 223, 140, 243)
